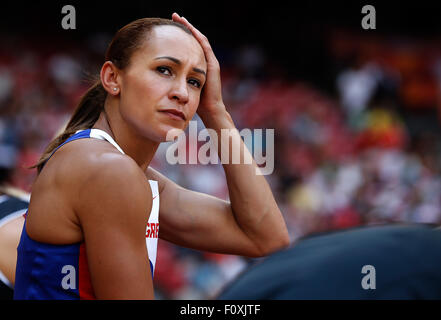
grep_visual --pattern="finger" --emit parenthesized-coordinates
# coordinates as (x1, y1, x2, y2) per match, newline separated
(181, 17, 208, 45)
(171, 15, 209, 48)
(174, 16, 218, 66)
(172, 14, 220, 70)
(171, 12, 181, 21)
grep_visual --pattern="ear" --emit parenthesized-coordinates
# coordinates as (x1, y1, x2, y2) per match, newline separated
(100, 61, 121, 95)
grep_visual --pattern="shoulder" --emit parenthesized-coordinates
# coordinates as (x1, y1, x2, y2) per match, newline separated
(80, 152, 151, 201)
(80, 148, 146, 187)
(63, 141, 153, 223)
(58, 138, 148, 190)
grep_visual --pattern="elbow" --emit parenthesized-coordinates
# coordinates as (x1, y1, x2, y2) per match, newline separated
(279, 233, 291, 250)
(252, 232, 291, 258)
(266, 233, 291, 255)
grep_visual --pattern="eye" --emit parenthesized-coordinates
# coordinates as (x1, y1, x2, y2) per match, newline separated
(156, 66, 172, 76)
(188, 78, 202, 88)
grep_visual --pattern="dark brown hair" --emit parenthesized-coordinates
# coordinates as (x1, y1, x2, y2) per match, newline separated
(32, 18, 191, 173)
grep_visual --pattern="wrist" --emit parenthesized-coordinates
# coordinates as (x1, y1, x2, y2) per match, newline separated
(198, 103, 231, 124)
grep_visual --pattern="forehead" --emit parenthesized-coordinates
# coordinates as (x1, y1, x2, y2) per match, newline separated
(136, 25, 206, 67)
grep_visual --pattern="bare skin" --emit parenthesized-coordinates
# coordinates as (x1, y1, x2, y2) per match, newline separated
(0, 216, 24, 286)
(0, 186, 28, 286)
(11, 14, 290, 299)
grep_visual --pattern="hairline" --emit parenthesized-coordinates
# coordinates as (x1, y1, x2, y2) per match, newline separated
(123, 24, 200, 70)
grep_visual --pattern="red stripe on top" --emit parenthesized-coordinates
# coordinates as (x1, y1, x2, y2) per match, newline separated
(79, 243, 96, 300)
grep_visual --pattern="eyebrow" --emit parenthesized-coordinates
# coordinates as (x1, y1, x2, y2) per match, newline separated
(154, 56, 206, 77)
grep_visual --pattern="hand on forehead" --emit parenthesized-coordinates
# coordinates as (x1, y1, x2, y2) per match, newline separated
(143, 25, 207, 71)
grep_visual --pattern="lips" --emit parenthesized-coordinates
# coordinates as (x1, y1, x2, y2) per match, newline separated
(159, 108, 186, 121)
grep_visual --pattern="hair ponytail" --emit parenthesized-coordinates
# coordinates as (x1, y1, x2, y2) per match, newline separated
(31, 80, 107, 174)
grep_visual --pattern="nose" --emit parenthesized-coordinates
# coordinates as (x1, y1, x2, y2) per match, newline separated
(169, 78, 189, 105)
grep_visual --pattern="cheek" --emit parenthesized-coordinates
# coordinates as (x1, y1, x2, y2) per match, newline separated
(118, 77, 154, 131)
(188, 93, 201, 115)
(126, 72, 164, 102)
(120, 74, 165, 118)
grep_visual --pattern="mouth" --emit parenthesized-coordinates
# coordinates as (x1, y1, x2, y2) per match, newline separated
(159, 108, 186, 121)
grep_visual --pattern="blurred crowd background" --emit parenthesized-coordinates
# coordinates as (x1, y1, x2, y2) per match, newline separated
(1, 2, 441, 299)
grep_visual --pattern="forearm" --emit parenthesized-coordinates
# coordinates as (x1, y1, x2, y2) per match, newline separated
(199, 107, 290, 254)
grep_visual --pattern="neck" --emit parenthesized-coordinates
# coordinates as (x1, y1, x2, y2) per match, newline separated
(92, 100, 159, 172)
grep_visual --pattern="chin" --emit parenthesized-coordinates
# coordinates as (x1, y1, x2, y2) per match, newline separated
(125, 115, 182, 143)
(161, 126, 186, 143)
(140, 124, 184, 143)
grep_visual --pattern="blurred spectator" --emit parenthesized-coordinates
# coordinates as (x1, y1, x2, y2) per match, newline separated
(337, 61, 382, 120)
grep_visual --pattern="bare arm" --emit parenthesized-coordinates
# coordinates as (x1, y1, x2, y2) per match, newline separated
(147, 162, 289, 258)
(77, 156, 154, 299)
(201, 110, 290, 255)
(0, 216, 25, 285)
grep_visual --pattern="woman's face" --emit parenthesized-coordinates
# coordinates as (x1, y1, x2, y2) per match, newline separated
(118, 25, 206, 142)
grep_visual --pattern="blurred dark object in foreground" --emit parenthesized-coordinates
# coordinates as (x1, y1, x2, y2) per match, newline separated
(218, 224, 441, 299)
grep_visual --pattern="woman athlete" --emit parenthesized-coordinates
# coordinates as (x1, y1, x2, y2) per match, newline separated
(13, 14, 290, 299)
